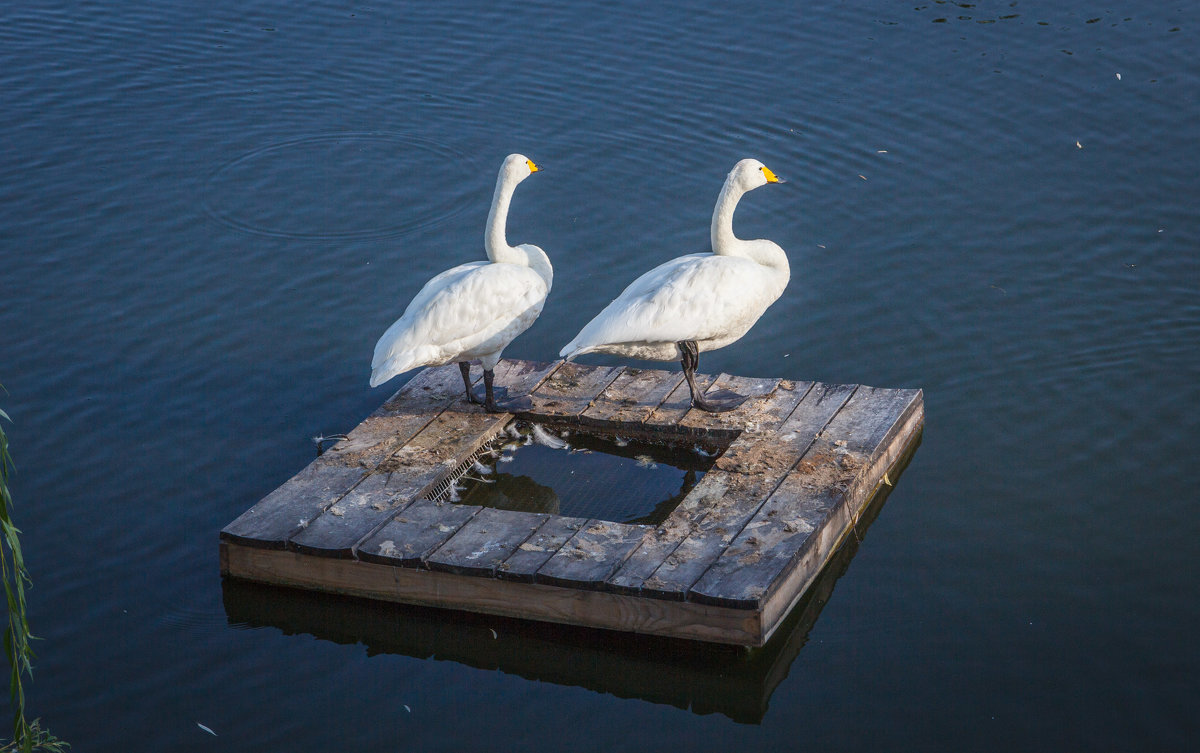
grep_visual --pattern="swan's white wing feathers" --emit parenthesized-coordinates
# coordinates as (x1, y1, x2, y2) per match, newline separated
(371, 261, 549, 385)
(562, 254, 780, 358)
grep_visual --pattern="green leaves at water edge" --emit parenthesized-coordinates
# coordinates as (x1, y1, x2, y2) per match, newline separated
(0, 397, 68, 752)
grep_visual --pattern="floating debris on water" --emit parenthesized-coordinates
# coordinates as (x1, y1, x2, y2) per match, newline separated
(531, 423, 570, 450)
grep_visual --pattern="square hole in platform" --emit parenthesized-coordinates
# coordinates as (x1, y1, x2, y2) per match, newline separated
(440, 421, 723, 526)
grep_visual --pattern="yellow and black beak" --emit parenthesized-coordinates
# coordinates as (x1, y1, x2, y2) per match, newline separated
(527, 159, 541, 173)
(762, 165, 784, 184)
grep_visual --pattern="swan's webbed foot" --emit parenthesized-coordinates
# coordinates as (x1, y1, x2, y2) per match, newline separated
(488, 393, 533, 413)
(677, 339, 751, 413)
(691, 388, 750, 413)
(479, 368, 530, 413)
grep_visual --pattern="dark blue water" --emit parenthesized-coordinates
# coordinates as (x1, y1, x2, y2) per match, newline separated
(2, 1, 1198, 749)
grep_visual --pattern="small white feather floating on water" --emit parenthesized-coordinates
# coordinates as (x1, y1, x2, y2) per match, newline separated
(531, 423, 569, 450)
(197, 722, 217, 736)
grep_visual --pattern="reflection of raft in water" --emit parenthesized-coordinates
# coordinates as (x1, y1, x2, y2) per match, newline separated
(222, 476, 905, 725)
(220, 358, 923, 646)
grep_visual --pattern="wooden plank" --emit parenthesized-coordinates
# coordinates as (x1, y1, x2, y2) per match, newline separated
(528, 361, 622, 420)
(758, 390, 924, 642)
(322, 364, 466, 468)
(691, 387, 924, 609)
(357, 498, 481, 567)
(489, 357, 562, 401)
(635, 383, 859, 600)
(608, 382, 855, 595)
(220, 459, 366, 549)
(220, 366, 473, 550)
(676, 374, 782, 434)
(636, 470, 789, 600)
(644, 371, 717, 428)
(287, 471, 413, 559)
(291, 405, 511, 556)
(497, 515, 589, 582)
(536, 519, 648, 590)
(222, 542, 765, 644)
(425, 507, 547, 577)
(579, 367, 685, 428)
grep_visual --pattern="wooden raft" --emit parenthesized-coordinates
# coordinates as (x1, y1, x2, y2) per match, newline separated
(220, 358, 924, 646)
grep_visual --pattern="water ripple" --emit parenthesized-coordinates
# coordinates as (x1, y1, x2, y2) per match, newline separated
(202, 131, 475, 240)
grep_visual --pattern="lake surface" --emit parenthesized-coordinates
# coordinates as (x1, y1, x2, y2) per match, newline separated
(2, 1, 1198, 749)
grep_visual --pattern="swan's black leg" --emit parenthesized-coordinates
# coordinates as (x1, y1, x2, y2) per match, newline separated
(460, 362, 485, 405)
(483, 368, 532, 414)
(677, 340, 750, 413)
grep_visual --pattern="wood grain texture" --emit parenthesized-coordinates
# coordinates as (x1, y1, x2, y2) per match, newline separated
(287, 470, 414, 558)
(580, 367, 685, 428)
(677, 374, 782, 434)
(357, 498, 481, 567)
(323, 364, 466, 467)
(536, 519, 649, 590)
(497, 515, 589, 582)
(692, 387, 924, 609)
(222, 542, 764, 644)
(425, 507, 547, 577)
(489, 358, 563, 401)
(292, 405, 511, 556)
(635, 382, 858, 599)
(643, 371, 718, 428)
(220, 460, 366, 549)
(528, 361, 622, 420)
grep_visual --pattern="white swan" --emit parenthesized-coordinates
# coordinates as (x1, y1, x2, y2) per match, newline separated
(370, 153, 551, 412)
(559, 158, 785, 412)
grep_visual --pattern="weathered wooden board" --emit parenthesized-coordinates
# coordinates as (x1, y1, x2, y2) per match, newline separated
(288, 470, 415, 558)
(690, 387, 925, 609)
(321, 364, 467, 467)
(536, 519, 649, 590)
(222, 543, 764, 644)
(497, 515, 589, 582)
(528, 361, 622, 420)
(357, 498, 481, 567)
(644, 372, 718, 428)
(221, 359, 925, 646)
(221, 365, 473, 550)
(290, 404, 513, 556)
(580, 367, 685, 428)
(221, 460, 367, 550)
(610, 382, 857, 599)
(426, 507, 547, 577)
(676, 375, 782, 435)
(488, 358, 563, 401)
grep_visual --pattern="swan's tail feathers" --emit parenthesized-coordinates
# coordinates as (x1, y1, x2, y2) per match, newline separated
(369, 353, 418, 388)
(558, 341, 591, 362)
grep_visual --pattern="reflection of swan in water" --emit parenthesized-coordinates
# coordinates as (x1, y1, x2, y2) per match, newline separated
(461, 473, 560, 515)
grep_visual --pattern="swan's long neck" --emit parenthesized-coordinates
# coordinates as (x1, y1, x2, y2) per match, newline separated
(485, 171, 522, 264)
(711, 177, 788, 274)
(711, 179, 748, 257)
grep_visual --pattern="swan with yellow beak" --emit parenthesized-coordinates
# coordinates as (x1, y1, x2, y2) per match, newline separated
(560, 158, 786, 412)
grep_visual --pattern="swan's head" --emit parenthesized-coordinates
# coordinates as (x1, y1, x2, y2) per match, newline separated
(501, 153, 541, 185)
(728, 158, 783, 193)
